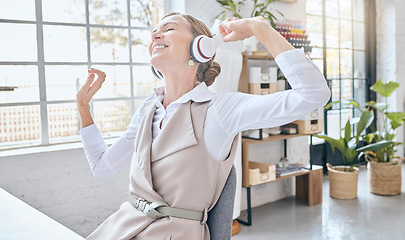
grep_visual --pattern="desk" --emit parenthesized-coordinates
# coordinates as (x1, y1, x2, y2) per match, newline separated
(0, 188, 84, 240)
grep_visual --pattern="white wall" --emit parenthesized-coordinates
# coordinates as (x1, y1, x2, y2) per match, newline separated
(395, 0, 405, 157)
(376, 0, 405, 158)
(0, 148, 131, 237)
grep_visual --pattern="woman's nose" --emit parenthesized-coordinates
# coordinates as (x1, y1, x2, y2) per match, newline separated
(151, 32, 163, 40)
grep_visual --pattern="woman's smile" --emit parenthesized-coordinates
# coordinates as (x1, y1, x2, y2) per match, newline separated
(152, 44, 169, 54)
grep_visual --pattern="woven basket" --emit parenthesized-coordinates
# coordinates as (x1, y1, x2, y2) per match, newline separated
(327, 163, 359, 199)
(367, 158, 403, 196)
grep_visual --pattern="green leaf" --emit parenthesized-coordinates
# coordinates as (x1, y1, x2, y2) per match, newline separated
(363, 133, 376, 144)
(370, 79, 399, 97)
(366, 101, 387, 113)
(355, 110, 374, 141)
(356, 140, 394, 152)
(348, 100, 361, 109)
(314, 135, 345, 155)
(324, 102, 333, 109)
(344, 119, 351, 143)
(276, 10, 284, 16)
(387, 112, 405, 130)
(216, 0, 230, 6)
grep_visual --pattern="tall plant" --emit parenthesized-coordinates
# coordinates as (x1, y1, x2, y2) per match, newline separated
(356, 79, 405, 162)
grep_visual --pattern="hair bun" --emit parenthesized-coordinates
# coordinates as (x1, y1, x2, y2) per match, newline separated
(197, 59, 221, 87)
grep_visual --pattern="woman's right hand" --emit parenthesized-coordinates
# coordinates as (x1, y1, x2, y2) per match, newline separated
(76, 68, 106, 107)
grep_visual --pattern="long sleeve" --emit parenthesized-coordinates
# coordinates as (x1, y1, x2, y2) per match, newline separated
(80, 104, 142, 178)
(211, 49, 331, 137)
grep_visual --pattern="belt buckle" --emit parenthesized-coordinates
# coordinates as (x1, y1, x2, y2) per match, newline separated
(134, 198, 168, 219)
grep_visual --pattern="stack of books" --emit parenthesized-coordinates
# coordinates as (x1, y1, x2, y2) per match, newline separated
(276, 165, 304, 177)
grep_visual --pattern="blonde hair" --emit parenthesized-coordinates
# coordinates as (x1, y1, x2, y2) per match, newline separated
(162, 12, 221, 87)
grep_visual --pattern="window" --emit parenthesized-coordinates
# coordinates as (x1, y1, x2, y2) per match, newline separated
(0, 0, 164, 149)
(306, 0, 369, 141)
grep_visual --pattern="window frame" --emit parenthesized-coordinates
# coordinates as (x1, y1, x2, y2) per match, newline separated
(0, 0, 161, 149)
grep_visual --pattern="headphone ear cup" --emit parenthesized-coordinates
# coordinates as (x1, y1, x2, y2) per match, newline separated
(190, 35, 212, 63)
(151, 65, 163, 79)
(189, 37, 199, 63)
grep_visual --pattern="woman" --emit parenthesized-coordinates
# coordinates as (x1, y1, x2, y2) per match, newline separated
(77, 12, 330, 240)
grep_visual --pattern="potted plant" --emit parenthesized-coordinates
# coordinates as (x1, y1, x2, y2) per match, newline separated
(314, 106, 374, 199)
(355, 79, 405, 195)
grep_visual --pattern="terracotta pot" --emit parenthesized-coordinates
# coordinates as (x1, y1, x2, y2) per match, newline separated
(327, 163, 359, 199)
(367, 159, 402, 196)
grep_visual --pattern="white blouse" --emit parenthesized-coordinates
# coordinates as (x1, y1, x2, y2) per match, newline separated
(80, 49, 331, 177)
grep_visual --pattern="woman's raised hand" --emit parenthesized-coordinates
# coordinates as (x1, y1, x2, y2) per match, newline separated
(219, 17, 268, 42)
(76, 68, 106, 107)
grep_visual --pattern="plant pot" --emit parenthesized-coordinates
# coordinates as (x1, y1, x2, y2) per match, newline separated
(367, 159, 402, 196)
(327, 163, 359, 199)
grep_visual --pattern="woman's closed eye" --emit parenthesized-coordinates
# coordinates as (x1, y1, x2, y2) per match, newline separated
(166, 28, 174, 32)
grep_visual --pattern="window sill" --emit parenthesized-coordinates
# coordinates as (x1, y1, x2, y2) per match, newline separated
(0, 137, 119, 158)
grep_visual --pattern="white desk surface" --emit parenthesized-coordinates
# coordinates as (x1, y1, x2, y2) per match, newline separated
(0, 188, 85, 240)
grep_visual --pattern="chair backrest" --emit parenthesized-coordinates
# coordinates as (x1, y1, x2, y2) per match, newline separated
(207, 165, 237, 240)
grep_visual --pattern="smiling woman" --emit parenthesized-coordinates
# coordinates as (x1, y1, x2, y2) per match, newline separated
(77, 11, 330, 240)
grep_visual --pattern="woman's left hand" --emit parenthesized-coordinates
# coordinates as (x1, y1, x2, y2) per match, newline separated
(219, 17, 267, 42)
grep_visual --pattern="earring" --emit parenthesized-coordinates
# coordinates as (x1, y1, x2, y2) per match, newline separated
(188, 57, 195, 66)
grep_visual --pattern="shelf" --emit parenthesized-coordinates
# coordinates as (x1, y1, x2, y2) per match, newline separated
(242, 133, 308, 145)
(244, 54, 274, 60)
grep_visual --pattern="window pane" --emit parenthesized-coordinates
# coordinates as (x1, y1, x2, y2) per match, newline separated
(341, 79, 353, 102)
(330, 79, 340, 103)
(307, 15, 323, 48)
(48, 103, 79, 141)
(326, 0, 339, 18)
(0, 23, 37, 61)
(93, 100, 132, 133)
(91, 65, 131, 98)
(42, 0, 86, 23)
(312, 59, 324, 75)
(306, 0, 323, 15)
(131, 29, 151, 63)
(133, 65, 159, 96)
(354, 50, 365, 78)
(0, 0, 36, 21)
(45, 65, 88, 101)
(0, 105, 41, 146)
(339, 0, 352, 20)
(340, 20, 352, 49)
(130, 0, 164, 27)
(354, 22, 365, 50)
(326, 18, 339, 48)
(326, 49, 339, 79)
(340, 49, 353, 78)
(0, 66, 39, 103)
(353, 79, 366, 111)
(89, 0, 128, 26)
(311, 47, 323, 59)
(327, 109, 352, 139)
(90, 27, 129, 62)
(43, 25, 87, 62)
(353, 0, 364, 21)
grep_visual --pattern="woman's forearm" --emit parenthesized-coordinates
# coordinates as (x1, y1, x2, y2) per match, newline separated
(78, 104, 94, 128)
(252, 20, 294, 58)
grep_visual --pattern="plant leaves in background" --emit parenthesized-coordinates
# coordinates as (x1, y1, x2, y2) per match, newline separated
(370, 79, 399, 97)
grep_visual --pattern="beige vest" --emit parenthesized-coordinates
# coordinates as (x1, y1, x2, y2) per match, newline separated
(87, 98, 239, 240)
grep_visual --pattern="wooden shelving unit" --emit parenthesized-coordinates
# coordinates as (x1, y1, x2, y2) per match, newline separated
(236, 53, 323, 226)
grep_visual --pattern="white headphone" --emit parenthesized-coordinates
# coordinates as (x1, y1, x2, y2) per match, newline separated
(151, 34, 223, 79)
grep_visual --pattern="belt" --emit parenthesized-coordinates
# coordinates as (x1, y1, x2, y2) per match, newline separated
(133, 198, 204, 222)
